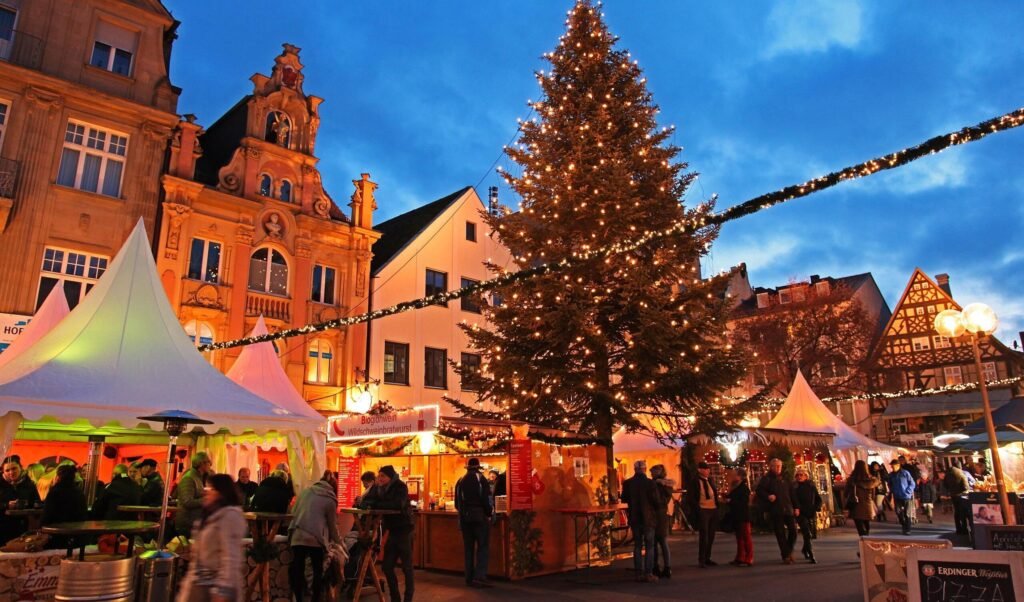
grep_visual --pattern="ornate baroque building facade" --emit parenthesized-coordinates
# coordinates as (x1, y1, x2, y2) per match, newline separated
(155, 45, 379, 413)
(0, 0, 178, 329)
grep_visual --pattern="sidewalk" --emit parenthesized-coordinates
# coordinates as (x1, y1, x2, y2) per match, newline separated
(385, 514, 958, 601)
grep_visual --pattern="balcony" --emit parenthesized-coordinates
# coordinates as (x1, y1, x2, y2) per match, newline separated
(0, 29, 44, 72)
(0, 157, 18, 233)
(246, 290, 291, 322)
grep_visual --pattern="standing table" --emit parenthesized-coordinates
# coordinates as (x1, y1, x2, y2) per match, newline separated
(7, 508, 44, 532)
(117, 504, 178, 523)
(557, 504, 628, 569)
(40, 520, 159, 561)
(243, 512, 292, 602)
(341, 508, 400, 602)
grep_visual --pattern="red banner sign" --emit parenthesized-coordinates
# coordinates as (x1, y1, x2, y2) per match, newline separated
(509, 440, 533, 510)
(337, 457, 362, 511)
(328, 404, 440, 441)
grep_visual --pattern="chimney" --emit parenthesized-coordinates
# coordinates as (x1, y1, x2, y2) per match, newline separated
(488, 186, 499, 216)
(935, 273, 952, 296)
(1018, 331, 1023, 351)
(810, 275, 820, 284)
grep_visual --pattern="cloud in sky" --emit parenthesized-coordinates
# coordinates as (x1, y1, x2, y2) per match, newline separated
(706, 234, 800, 276)
(763, 0, 866, 59)
(874, 151, 970, 195)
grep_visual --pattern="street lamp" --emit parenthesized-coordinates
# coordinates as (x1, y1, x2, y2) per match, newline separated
(934, 304, 1014, 525)
(138, 410, 213, 547)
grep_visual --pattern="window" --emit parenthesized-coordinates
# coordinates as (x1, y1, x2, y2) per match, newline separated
(792, 287, 806, 303)
(491, 292, 504, 307)
(460, 277, 481, 313)
(915, 307, 925, 316)
(311, 264, 336, 305)
(911, 337, 931, 351)
(306, 339, 333, 384)
(187, 238, 221, 284)
(36, 247, 108, 310)
(383, 341, 410, 385)
(890, 420, 908, 436)
(943, 366, 963, 385)
(927, 305, 937, 314)
(932, 335, 951, 349)
(755, 293, 770, 309)
(424, 347, 447, 389)
(183, 320, 215, 364)
(460, 353, 481, 391)
(56, 121, 128, 197)
(465, 221, 477, 242)
(280, 180, 292, 202)
(820, 360, 849, 380)
(264, 111, 291, 147)
(90, 21, 137, 76)
(0, 7, 15, 62)
(814, 281, 830, 297)
(779, 290, 792, 304)
(425, 269, 447, 305)
(982, 362, 997, 382)
(248, 247, 288, 296)
(259, 174, 272, 197)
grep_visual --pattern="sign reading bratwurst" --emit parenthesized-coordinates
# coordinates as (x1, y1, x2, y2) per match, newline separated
(328, 404, 440, 441)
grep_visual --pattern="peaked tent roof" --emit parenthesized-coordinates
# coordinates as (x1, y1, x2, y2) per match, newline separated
(0, 285, 69, 370)
(0, 221, 323, 437)
(766, 370, 894, 451)
(226, 316, 324, 421)
(371, 186, 472, 274)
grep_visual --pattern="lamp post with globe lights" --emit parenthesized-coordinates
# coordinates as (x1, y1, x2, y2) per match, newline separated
(934, 303, 1014, 525)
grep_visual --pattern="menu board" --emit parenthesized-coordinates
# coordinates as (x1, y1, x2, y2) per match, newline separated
(336, 457, 362, 511)
(860, 536, 952, 602)
(907, 549, 1023, 602)
(975, 525, 1024, 552)
(509, 440, 533, 510)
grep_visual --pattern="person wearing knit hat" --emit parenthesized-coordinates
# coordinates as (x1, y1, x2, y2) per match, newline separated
(362, 465, 415, 602)
(456, 457, 494, 588)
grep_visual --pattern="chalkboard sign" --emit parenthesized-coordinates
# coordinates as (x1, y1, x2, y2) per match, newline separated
(907, 549, 1024, 602)
(975, 525, 1024, 552)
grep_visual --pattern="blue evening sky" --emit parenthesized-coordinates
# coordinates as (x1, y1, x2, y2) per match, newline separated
(164, 1, 1024, 341)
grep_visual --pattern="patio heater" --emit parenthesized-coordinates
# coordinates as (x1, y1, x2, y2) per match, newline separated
(138, 410, 213, 547)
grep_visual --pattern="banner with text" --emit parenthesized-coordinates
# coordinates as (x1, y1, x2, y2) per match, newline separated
(328, 405, 439, 441)
(509, 439, 533, 510)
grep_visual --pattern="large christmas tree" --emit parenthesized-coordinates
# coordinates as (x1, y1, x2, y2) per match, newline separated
(451, 0, 753, 492)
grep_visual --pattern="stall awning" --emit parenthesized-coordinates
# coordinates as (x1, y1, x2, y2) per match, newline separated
(961, 397, 1024, 433)
(882, 389, 1012, 419)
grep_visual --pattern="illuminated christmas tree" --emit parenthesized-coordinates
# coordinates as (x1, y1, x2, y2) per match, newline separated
(450, 0, 754, 491)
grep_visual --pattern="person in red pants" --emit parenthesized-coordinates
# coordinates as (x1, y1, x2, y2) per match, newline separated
(726, 469, 754, 567)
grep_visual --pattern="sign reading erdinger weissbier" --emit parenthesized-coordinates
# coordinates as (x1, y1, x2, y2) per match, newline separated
(328, 404, 439, 441)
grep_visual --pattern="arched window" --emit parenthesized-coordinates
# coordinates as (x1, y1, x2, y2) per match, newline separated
(248, 247, 289, 296)
(184, 320, 215, 363)
(306, 339, 333, 384)
(264, 111, 291, 147)
(280, 180, 292, 202)
(259, 174, 272, 197)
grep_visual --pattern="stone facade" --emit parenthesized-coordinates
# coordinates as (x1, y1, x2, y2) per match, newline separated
(0, 0, 179, 316)
(155, 45, 380, 413)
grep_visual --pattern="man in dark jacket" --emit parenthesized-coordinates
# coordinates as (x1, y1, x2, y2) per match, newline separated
(756, 458, 797, 564)
(250, 470, 293, 514)
(139, 459, 164, 506)
(237, 468, 258, 509)
(620, 460, 659, 581)
(362, 465, 414, 602)
(944, 464, 972, 536)
(455, 458, 493, 588)
(792, 468, 822, 564)
(1, 457, 41, 545)
(685, 461, 720, 568)
(92, 464, 143, 520)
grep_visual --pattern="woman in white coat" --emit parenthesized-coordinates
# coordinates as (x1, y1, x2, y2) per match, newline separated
(177, 473, 247, 602)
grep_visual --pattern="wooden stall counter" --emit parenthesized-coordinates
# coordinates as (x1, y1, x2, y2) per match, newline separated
(416, 510, 510, 579)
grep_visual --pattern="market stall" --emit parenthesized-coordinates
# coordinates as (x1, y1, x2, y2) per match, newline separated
(328, 407, 613, 579)
(0, 222, 324, 597)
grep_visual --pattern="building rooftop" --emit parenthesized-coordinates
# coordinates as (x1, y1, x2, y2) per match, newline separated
(370, 186, 472, 274)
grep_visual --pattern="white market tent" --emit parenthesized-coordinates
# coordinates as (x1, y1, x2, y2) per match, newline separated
(212, 316, 326, 490)
(0, 220, 323, 462)
(766, 370, 898, 471)
(0, 285, 69, 371)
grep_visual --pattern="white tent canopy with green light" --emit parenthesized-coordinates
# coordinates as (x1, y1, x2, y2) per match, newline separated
(0, 220, 324, 461)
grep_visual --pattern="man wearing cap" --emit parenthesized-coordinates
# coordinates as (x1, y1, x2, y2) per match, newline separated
(686, 461, 720, 568)
(139, 458, 164, 506)
(362, 465, 415, 602)
(888, 458, 916, 535)
(455, 458, 493, 588)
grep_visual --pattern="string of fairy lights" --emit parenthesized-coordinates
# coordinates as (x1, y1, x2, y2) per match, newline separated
(199, 106, 1024, 353)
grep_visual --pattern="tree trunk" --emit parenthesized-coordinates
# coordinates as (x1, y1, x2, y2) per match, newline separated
(594, 349, 617, 501)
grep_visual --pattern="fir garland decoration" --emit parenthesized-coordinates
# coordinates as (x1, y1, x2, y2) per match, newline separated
(718, 448, 749, 470)
(509, 510, 543, 577)
(355, 437, 415, 457)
